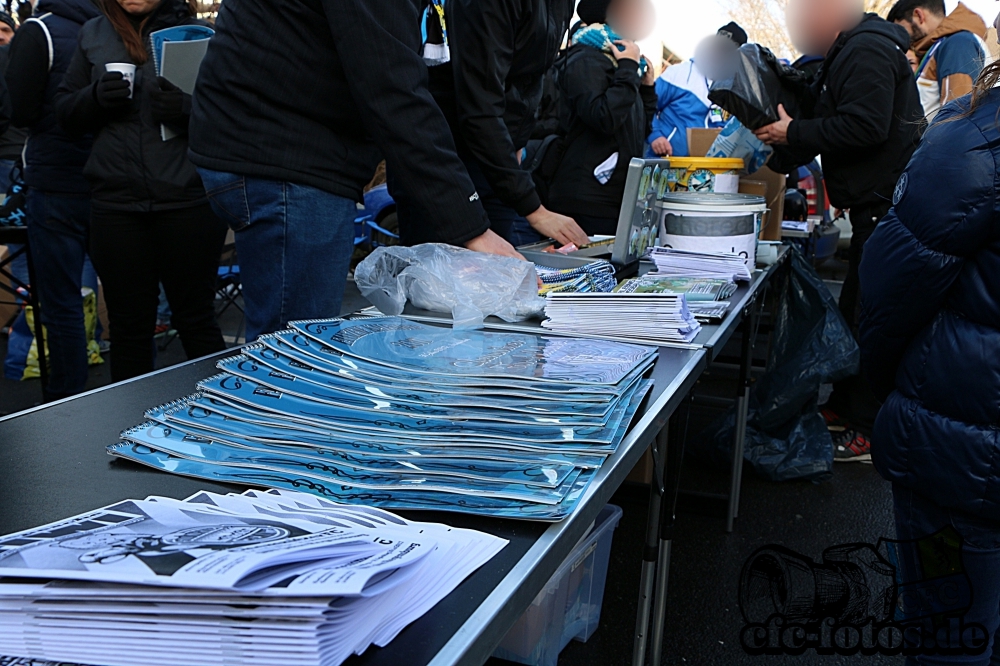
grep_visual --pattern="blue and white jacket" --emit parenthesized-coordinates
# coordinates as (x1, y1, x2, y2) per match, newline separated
(646, 59, 725, 157)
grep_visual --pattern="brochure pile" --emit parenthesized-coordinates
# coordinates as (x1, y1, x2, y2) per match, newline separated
(649, 247, 753, 282)
(542, 292, 701, 346)
(109, 317, 657, 521)
(0, 489, 506, 666)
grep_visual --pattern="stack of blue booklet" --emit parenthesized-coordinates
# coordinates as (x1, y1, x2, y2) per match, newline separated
(109, 317, 657, 521)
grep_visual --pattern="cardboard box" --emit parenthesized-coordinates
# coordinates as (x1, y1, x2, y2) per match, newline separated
(686, 128, 722, 158)
(741, 166, 786, 241)
(625, 449, 654, 485)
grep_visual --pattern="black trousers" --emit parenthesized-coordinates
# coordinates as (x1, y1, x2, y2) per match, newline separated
(89, 204, 228, 382)
(839, 203, 890, 333)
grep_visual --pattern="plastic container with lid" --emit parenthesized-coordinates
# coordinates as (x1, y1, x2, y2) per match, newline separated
(666, 157, 745, 193)
(657, 192, 767, 268)
(491, 504, 623, 666)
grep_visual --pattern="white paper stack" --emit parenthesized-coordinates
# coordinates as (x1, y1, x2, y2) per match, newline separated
(649, 247, 753, 282)
(542, 292, 701, 345)
(0, 490, 507, 666)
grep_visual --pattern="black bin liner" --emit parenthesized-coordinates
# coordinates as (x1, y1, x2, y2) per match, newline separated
(692, 246, 859, 482)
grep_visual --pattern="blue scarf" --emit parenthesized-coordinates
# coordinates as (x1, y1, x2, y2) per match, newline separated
(571, 24, 649, 77)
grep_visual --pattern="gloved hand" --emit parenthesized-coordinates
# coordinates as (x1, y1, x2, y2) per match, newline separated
(92, 72, 131, 109)
(149, 76, 191, 124)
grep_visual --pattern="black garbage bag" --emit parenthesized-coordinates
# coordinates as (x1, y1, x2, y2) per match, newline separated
(708, 44, 814, 131)
(691, 246, 859, 482)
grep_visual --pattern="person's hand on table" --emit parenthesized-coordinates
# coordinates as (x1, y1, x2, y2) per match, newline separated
(612, 39, 641, 64)
(526, 206, 590, 248)
(651, 136, 673, 157)
(753, 104, 793, 145)
(464, 229, 526, 261)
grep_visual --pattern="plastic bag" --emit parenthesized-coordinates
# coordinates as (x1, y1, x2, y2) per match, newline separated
(691, 246, 859, 482)
(355, 243, 545, 330)
(708, 44, 812, 131)
(707, 117, 773, 174)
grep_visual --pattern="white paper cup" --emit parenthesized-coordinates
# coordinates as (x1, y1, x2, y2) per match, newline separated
(105, 62, 136, 98)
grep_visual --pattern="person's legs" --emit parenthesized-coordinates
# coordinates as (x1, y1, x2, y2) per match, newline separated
(80, 253, 103, 343)
(0, 159, 28, 292)
(154, 204, 227, 361)
(25, 190, 90, 400)
(892, 485, 1000, 665)
(840, 207, 883, 332)
(199, 170, 356, 340)
(89, 209, 159, 381)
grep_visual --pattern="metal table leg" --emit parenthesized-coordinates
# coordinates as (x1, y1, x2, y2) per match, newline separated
(632, 424, 669, 666)
(22, 241, 48, 398)
(649, 407, 689, 666)
(727, 296, 757, 532)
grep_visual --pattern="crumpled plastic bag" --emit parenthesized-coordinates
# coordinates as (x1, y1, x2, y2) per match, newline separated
(690, 246, 859, 482)
(707, 117, 773, 174)
(708, 44, 813, 131)
(355, 243, 545, 330)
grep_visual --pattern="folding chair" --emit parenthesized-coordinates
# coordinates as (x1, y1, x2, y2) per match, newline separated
(0, 226, 48, 399)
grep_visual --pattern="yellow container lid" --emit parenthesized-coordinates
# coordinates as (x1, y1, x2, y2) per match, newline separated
(668, 157, 745, 171)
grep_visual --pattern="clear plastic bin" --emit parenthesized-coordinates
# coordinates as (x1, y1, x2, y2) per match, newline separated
(492, 504, 623, 666)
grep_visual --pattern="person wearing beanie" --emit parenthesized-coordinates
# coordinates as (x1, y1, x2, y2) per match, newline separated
(0, 12, 16, 45)
(646, 22, 746, 157)
(546, 0, 657, 235)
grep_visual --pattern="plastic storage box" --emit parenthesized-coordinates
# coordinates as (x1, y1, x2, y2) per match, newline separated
(492, 504, 623, 666)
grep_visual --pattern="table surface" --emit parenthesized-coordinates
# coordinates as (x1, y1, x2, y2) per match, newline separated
(0, 339, 707, 666)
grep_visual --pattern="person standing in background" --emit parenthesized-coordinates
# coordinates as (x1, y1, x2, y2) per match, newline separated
(398, 0, 590, 249)
(55, 0, 227, 382)
(5, 0, 100, 400)
(190, 0, 523, 342)
(888, 0, 988, 120)
(647, 23, 747, 158)
(0, 12, 30, 299)
(545, 0, 657, 236)
(0, 11, 16, 45)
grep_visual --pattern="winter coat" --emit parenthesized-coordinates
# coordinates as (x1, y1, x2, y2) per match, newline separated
(547, 44, 656, 230)
(6, 0, 100, 193)
(54, 0, 206, 211)
(859, 91, 1000, 520)
(784, 14, 923, 210)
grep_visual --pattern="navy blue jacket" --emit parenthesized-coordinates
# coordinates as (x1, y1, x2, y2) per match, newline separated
(6, 0, 100, 194)
(859, 91, 1000, 520)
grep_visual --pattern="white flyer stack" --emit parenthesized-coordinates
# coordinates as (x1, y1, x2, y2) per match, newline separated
(541, 292, 702, 345)
(649, 247, 753, 282)
(0, 489, 507, 666)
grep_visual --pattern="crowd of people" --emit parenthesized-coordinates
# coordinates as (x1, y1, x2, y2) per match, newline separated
(0, 0, 999, 660)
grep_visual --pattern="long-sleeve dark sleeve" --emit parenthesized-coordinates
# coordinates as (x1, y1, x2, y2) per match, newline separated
(54, 41, 105, 137)
(324, 0, 490, 245)
(563, 55, 643, 136)
(787, 43, 899, 155)
(641, 82, 656, 139)
(448, 0, 541, 217)
(5, 24, 50, 129)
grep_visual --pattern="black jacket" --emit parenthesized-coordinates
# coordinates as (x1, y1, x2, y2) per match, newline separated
(5, 0, 97, 192)
(188, 0, 490, 246)
(0, 45, 27, 163)
(432, 0, 575, 218)
(547, 45, 656, 230)
(55, 0, 206, 211)
(784, 15, 922, 210)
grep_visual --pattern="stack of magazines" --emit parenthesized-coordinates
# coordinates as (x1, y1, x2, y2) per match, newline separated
(542, 292, 701, 345)
(614, 275, 737, 301)
(535, 260, 617, 295)
(649, 247, 752, 282)
(109, 317, 656, 522)
(0, 489, 506, 666)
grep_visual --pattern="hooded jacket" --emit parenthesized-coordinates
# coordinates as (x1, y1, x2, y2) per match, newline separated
(547, 43, 656, 230)
(5, 0, 101, 194)
(859, 92, 1000, 520)
(54, 0, 207, 210)
(785, 14, 923, 210)
(430, 0, 575, 218)
(912, 2, 988, 120)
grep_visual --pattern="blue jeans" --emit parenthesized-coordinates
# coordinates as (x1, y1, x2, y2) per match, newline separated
(198, 170, 356, 341)
(26, 190, 91, 399)
(893, 485, 1000, 665)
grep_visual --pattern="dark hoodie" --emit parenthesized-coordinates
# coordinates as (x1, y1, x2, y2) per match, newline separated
(5, 0, 101, 193)
(785, 14, 923, 210)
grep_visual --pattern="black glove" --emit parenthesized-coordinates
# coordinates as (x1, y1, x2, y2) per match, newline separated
(92, 72, 131, 109)
(149, 76, 191, 124)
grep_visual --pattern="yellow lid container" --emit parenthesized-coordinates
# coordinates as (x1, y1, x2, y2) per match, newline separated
(668, 157, 745, 172)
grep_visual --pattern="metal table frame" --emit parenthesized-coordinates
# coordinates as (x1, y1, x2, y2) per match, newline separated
(0, 226, 48, 398)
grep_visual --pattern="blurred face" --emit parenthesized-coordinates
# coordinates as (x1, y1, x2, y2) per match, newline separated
(787, 0, 864, 56)
(694, 34, 739, 81)
(0, 24, 14, 46)
(606, 0, 656, 42)
(116, 0, 161, 15)
(906, 49, 919, 73)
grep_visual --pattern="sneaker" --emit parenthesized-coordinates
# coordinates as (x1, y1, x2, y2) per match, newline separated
(834, 429, 872, 462)
(154, 323, 171, 337)
(98, 339, 111, 354)
(822, 409, 849, 432)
